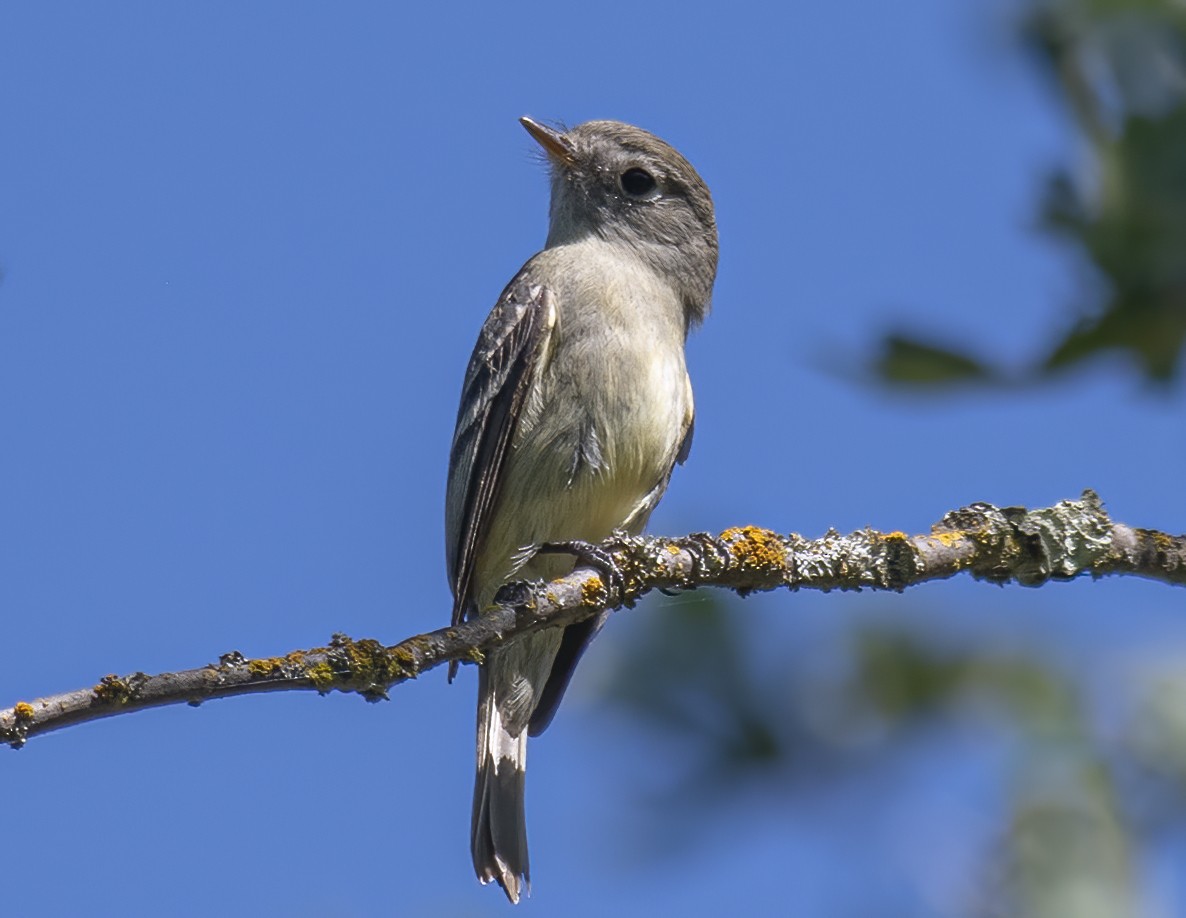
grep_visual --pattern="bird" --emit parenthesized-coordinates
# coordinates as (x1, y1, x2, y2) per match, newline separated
(445, 115, 718, 903)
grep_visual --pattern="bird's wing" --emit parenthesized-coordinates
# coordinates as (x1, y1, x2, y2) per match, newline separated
(445, 266, 557, 630)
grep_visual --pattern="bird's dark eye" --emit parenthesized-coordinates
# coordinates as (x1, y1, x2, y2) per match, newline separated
(619, 167, 657, 198)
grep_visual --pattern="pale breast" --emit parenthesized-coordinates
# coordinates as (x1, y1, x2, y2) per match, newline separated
(470, 241, 693, 606)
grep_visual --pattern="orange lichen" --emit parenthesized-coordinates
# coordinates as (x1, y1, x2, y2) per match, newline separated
(719, 526, 786, 574)
(580, 575, 606, 606)
(1150, 530, 1179, 553)
(13, 702, 34, 722)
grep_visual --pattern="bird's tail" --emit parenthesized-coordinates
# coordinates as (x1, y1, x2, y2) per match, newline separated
(472, 665, 530, 904)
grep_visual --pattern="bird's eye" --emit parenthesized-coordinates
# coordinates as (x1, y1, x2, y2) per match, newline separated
(619, 167, 657, 198)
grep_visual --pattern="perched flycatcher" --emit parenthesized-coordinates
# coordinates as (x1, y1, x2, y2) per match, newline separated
(445, 116, 718, 903)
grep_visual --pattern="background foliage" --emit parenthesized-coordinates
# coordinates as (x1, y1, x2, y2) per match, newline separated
(615, 3, 1186, 913)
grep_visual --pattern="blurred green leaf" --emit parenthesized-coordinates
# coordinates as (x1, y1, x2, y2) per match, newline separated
(992, 756, 1137, 918)
(1044, 107, 1186, 379)
(1124, 670, 1186, 807)
(603, 602, 1186, 915)
(875, 0, 1186, 386)
(873, 334, 994, 386)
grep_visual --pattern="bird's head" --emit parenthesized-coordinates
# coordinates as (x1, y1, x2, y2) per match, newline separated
(521, 116, 718, 326)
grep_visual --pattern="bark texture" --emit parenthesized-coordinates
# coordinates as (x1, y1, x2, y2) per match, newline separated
(3, 491, 1181, 748)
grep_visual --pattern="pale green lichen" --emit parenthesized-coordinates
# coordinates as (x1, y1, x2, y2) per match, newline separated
(306, 662, 336, 693)
(93, 675, 133, 706)
(248, 657, 284, 677)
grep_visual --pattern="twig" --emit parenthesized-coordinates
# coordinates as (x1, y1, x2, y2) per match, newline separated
(3, 490, 1181, 748)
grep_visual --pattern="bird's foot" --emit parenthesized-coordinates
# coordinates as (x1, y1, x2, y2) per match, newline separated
(534, 539, 626, 604)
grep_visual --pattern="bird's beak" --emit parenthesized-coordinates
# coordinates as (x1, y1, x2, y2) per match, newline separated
(520, 116, 576, 167)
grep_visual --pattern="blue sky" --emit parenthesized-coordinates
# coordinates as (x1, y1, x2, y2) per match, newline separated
(2, 3, 1183, 916)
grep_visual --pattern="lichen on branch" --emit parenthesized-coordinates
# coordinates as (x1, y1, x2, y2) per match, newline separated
(2, 491, 1181, 748)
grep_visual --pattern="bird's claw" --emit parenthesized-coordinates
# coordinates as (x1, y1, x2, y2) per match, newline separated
(534, 539, 627, 603)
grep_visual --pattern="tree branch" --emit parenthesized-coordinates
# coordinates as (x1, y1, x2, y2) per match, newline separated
(3, 490, 1181, 748)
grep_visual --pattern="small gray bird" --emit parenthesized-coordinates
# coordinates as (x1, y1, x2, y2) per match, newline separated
(445, 116, 718, 903)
